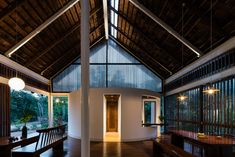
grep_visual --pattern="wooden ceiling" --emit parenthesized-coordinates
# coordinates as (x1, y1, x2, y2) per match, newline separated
(0, 0, 234, 79)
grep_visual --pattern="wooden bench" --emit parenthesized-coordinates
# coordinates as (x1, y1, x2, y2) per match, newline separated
(153, 135, 196, 157)
(12, 125, 67, 157)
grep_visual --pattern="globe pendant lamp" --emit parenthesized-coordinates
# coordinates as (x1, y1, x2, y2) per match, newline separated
(8, 77, 25, 91)
(8, 3, 25, 91)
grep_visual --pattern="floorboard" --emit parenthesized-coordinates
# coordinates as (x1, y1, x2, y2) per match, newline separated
(40, 136, 153, 157)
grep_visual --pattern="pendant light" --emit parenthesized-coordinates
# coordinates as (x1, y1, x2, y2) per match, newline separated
(178, 3, 187, 101)
(8, 3, 25, 91)
(8, 77, 25, 91)
(203, 0, 219, 95)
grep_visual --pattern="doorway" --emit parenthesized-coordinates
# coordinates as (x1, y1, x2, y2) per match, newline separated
(104, 94, 120, 142)
(106, 95, 119, 132)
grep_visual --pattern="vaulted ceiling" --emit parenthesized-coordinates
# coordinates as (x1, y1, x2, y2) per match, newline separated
(0, 0, 234, 79)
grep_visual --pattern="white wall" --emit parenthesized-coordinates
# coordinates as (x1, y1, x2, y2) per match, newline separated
(68, 88, 161, 141)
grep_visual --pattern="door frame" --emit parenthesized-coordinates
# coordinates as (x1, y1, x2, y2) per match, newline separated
(103, 94, 121, 137)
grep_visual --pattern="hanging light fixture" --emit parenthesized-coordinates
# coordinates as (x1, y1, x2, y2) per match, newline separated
(8, 3, 25, 91)
(203, 86, 219, 94)
(177, 3, 187, 101)
(203, 0, 219, 95)
(178, 95, 187, 101)
(8, 77, 25, 91)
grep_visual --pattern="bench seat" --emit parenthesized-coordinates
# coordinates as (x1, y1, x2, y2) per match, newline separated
(12, 125, 67, 157)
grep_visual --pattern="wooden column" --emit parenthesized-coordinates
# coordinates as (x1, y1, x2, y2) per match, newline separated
(0, 83, 10, 137)
(80, 0, 90, 157)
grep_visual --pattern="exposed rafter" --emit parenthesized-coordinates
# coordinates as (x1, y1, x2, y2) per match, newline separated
(26, 7, 102, 67)
(50, 36, 105, 79)
(129, 0, 202, 57)
(109, 36, 165, 79)
(110, 24, 172, 75)
(41, 44, 79, 75)
(102, 0, 109, 39)
(5, 0, 80, 57)
(110, 7, 181, 65)
(0, 0, 26, 21)
(40, 23, 104, 75)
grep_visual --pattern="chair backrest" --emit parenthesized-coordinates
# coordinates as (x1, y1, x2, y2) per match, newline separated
(35, 125, 66, 150)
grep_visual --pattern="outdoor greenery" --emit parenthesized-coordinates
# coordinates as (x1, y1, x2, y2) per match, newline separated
(53, 96, 68, 127)
(10, 90, 48, 132)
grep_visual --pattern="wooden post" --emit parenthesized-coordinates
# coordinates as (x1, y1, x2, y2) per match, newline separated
(81, 0, 90, 157)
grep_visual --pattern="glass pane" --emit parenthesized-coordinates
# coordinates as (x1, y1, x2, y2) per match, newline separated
(52, 40, 162, 92)
(90, 65, 106, 88)
(108, 65, 162, 92)
(90, 43, 106, 63)
(10, 90, 48, 136)
(53, 65, 81, 92)
(144, 101, 156, 123)
(53, 96, 68, 129)
(108, 40, 140, 63)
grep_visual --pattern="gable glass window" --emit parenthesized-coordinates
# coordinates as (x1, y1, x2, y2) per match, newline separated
(52, 40, 162, 92)
(10, 90, 48, 136)
(142, 100, 157, 124)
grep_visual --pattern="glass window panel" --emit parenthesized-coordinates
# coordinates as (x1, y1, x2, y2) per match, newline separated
(53, 96, 68, 129)
(74, 58, 80, 63)
(90, 43, 106, 63)
(108, 65, 162, 92)
(90, 65, 106, 88)
(52, 40, 162, 92)
(108, 40, 140, 63)
(10, 90, 48, 136)
(53, 65, 81, 92)
(143, 101, 156, 124)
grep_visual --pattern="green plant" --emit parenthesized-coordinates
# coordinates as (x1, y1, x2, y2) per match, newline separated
(158, 115, 165, 122)
(20, 111, 33, 126)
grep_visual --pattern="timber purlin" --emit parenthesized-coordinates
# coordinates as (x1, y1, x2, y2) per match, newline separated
(12, 125, 67, 157)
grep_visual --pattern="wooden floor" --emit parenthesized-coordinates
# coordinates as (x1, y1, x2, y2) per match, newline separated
(41, 137, 153, 157)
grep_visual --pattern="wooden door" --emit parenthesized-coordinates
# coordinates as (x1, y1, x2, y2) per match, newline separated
(106, 99, 118, 132)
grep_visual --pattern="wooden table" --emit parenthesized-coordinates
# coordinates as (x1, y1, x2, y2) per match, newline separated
(0, 133, 39, 157)
(170, 130, 235, 157)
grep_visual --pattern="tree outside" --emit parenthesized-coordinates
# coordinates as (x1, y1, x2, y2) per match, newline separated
(10, 90, 48, 136)
(53, 96, 68, 128)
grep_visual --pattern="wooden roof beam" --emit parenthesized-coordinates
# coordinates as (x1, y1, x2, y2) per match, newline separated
(110, 24, 172, 75)
(129, 0, 202, 57)
(0, 0, 26, 21)
(102, 0, 109, 39)
(4, 0, 80, 57)
(26, 7, 102, 67)
(40, 23, 104, 75)
(110, 7, 181, 65)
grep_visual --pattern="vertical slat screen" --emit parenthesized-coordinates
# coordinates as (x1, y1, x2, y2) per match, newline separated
(0, 83, 10, 137)
(165, 88, 200, 132)
(165, 76, 235, 136)
(203, 77, 235, 135)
